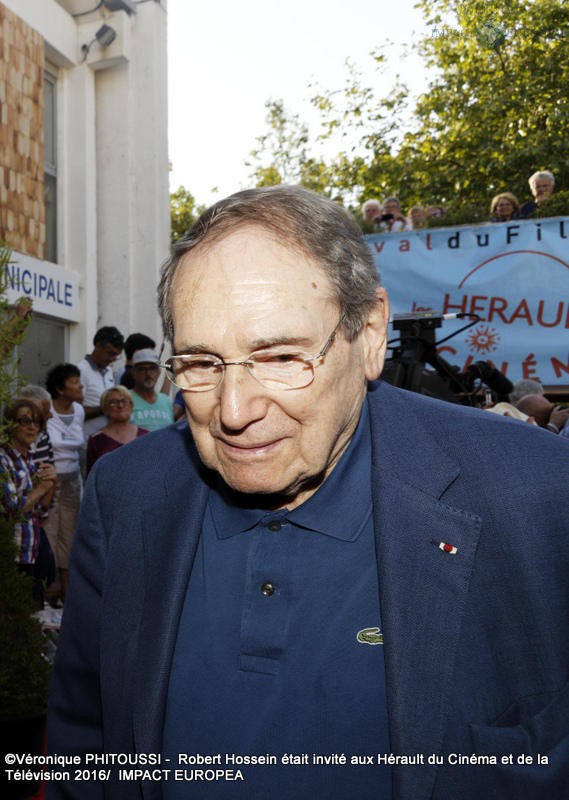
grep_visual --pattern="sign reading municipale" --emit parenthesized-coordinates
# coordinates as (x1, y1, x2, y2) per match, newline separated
(2, 251, 80, 323)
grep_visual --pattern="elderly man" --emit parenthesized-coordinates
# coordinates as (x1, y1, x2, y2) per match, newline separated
(129, 348, 174, 432)
(47, 186, 569, 800)
(520, 169, 555, 218)
(379, 196, 413, 232)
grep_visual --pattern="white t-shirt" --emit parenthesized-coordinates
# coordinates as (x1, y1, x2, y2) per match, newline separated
(46, 402, 85, 474)
(77, 356, 115, 437)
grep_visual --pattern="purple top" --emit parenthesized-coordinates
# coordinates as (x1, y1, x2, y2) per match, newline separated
(86, 428, 149, 475)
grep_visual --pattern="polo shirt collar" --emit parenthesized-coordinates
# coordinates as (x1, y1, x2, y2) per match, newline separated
(208, 401, 372, 542)
(84, 353, 106, 373)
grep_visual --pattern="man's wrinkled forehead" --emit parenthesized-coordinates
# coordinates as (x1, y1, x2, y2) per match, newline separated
(172, 224, 324, 301)
(169, 224, 335, 343)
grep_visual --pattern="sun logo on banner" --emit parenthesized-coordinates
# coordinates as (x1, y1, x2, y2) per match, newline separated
(466, 325, 500, 354)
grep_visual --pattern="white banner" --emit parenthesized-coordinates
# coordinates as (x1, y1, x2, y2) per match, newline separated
(367, 217, 569, 385)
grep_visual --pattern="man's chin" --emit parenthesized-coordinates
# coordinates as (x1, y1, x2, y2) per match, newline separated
(220, 471, 291, 499)
(218, 466, 327, 510)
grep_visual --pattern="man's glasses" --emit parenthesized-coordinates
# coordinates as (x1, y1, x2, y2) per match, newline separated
(134, 364, 159, 373)
(161, 317, 344, 393)
(16, 417, 41, 428)
(106, 399, 131, 408)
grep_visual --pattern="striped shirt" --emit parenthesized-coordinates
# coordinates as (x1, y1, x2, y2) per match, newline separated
(0, 445, 41, 564)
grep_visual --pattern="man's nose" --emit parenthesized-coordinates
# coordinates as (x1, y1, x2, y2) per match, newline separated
(218, 364, 270, 431)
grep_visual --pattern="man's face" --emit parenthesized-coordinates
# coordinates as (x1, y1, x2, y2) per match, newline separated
(383, 200, 400, 216)
(132, 363, 160, 392)
(92, 342, 122, 368)
(532, 179, 554, 201)
(171, 225, 389, 509)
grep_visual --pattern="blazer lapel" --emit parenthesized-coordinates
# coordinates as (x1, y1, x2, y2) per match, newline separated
(368, 388, 482, 800)
(130, 444, 210, 793)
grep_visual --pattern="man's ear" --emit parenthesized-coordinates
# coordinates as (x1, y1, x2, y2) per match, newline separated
(361, 287, 390, 381)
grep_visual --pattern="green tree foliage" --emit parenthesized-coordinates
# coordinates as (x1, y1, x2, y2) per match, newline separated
(247, 100, 308, 186)
(0, 521, 51, 716)
(247, 1, 569, 221)
(0, 244, 48, 719)
(246, 100, 340, 197)
(0, 243, 32, 442)
(170, 185, 204, 243)
(403, 0, 569, 212)
(311, 55, 412, 201)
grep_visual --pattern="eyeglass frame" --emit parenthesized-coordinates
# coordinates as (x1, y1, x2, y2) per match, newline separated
(105, 399, 132, 408)
(16, 416, 41, 428)
(133, 363, 160, 372)
(161, 315, 345, 393)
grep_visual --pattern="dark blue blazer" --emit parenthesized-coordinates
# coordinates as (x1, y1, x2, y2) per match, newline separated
(47, 382, 569, 799)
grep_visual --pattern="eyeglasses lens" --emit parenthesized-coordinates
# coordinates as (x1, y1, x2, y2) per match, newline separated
(17, 417, 40, 428)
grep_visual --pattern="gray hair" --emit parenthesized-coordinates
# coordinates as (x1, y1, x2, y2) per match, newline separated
(19, 384, 51, 402)
(528, 170, 555, 189)
(509, 379, 544, 404)
(158, 185, 381, 344)
(361, 199, 382, 213)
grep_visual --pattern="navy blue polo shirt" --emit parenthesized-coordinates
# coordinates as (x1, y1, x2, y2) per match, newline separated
(163, 402, 391, 798)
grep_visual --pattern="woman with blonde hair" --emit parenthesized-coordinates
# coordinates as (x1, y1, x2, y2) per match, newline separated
(86, 385, 149, 474)
(490, 192, 521, 222)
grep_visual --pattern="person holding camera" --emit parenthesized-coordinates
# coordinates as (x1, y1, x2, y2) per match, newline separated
(378, 196, 413, 232)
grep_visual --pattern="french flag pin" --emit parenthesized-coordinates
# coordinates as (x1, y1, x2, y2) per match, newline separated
(433, 540, 458, 555)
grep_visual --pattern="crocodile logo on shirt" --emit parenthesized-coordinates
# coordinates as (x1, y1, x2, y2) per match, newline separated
(356, 626, 384, 645)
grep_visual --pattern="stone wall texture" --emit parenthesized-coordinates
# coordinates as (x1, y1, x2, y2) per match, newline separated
(0, 3, 45, 259)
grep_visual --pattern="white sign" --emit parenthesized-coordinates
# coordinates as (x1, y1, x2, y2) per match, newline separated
(2, 251, 80, 323)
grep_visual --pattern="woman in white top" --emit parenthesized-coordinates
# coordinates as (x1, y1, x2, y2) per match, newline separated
(45, 363, 85, 603)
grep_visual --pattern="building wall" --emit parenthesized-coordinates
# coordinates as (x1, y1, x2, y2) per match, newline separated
(0, 0, 170, 381)
(0, 4, 45, 259)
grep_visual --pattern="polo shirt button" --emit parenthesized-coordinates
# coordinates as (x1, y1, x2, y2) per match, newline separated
(261, 582, 276, 596)
(267, 520, 283, 531)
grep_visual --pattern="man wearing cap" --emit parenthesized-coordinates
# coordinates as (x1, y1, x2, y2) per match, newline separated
(130, 348, 174, 432)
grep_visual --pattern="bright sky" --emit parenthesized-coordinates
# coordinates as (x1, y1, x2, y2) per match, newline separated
(167, 0, 428, 206)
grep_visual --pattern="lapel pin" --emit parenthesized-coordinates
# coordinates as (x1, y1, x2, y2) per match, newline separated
(433, 540, 458, 555)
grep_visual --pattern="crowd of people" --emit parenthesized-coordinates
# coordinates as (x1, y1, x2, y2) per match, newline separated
(0, 325, 175, 607)
(362, 169, 557, 231)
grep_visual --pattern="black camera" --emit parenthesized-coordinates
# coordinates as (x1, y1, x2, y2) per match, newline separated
(382, 312, 513, 406)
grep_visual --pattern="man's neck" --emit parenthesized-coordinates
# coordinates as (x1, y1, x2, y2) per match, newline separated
(133, 387, 157, 403)
(86, 353, 107, 371)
